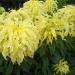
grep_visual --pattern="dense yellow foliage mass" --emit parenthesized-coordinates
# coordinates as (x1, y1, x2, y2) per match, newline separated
(0, 19, 40, 64)
(51, 5, 75, 38)
(42, 5, 75, 43)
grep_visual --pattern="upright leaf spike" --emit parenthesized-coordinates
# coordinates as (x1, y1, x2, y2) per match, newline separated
(44, 0, 57, 13)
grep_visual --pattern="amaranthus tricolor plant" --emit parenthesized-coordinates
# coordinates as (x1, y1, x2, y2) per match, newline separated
(0, 0, 75, 69)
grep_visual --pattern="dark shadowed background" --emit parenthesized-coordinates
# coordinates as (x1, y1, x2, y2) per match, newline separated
(0, 0, 75, 10)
